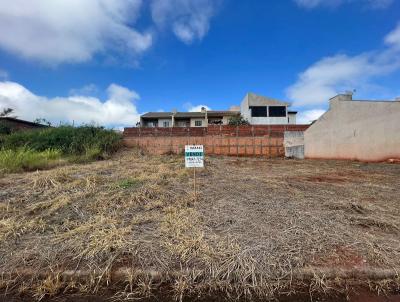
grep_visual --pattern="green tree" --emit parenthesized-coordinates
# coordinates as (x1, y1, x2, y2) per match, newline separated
(0, 108, 15, 117)
(34, 118, 52, 127)
(228, 115, 250, 126)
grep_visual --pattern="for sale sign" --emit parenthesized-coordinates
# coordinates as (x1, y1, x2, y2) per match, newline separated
(185, 145, 204, 168)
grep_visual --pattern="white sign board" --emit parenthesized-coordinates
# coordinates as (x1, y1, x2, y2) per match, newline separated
(185, 145, 204, 168)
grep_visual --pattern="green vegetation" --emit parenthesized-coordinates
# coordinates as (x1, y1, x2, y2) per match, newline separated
(228, 115, 250, 126)
(33, 117, 52, 126)
(1, 126, 121, 156)
(0, 122, 11, 135)
(116, 178, 142, 189)
(0, 107, 14, 135)
(0, 148, 62, 173)
(0, 126, 122, 173)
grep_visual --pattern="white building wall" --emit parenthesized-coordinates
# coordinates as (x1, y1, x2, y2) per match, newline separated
(304, 97, 400, 161)
(288, 113, 296, 125)
(249, 117, 288, 125)
(222, 116, 231, 125)
(239, 93, 294, 125)
(158, 118, 173, 127)
(240, 94, 251, 122)
(190, 118, 206, 127)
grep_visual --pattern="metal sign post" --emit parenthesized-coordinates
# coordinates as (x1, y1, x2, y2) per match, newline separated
(193, 167, 196, 199)
(185, 145, 204, 200)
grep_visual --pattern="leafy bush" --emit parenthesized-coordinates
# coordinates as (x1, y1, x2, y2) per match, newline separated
(228, 115, 250, 126)
(0, 126, 122, 174)
(0, 122, 11, 135)
(0, 148, 62, 173)
(0, 126, 122, 158)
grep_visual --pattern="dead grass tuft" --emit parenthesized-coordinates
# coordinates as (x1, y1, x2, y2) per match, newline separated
(53, 215, 133, 261)
(0, 150, 399, 300)
(0, 217, 46, 241)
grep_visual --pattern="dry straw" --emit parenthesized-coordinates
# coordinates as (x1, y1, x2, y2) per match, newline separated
(0, 148, 399, 300)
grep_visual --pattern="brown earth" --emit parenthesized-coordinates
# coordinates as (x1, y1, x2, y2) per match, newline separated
(0, 149, 399, 301)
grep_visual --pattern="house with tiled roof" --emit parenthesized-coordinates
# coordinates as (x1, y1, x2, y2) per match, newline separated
(139, 93, 297, 127)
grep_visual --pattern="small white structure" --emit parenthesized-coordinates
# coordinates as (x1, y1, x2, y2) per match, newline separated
(304, 94, 400, 162)
(284, 131, 304, 159)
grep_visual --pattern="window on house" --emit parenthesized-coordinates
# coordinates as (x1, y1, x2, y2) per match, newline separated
(268, 106, 286, 117)
(163, 121, 170, 127)
(194, 120, 202, 127)
(249, 106, 267, 117)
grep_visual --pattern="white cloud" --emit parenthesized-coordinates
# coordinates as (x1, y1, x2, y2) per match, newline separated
(295, 0, 340, 8)
(286, 23, 400, 107)
(187, 104, 212, 112)
(151, 0, 220, 44)
(183, 102, 212, 112)
(297, 109, 326, 124)
(0, 0, 152, 65)
(366, 0, 394, 9)
(294, 0, 393, 9)
(69, 84, 99, 96)
(0, 81, 140, 128)
(0, 0, 222, 64)
(385, 23, 400, 49)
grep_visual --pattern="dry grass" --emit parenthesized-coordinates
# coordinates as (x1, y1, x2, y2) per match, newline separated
(0, 148, 399, 301)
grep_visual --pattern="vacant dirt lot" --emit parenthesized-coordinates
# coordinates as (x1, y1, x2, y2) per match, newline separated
(0, 149, 399, 301)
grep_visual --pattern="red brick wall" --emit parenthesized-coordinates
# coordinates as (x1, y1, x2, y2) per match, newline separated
(123, 125, 309, 157)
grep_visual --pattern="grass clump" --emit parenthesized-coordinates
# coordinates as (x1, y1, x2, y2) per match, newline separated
(0, 125, 122, 173)
(1, 125, 121, 157)
(0, 148, 62, 173)
(116, 178, 142, 189)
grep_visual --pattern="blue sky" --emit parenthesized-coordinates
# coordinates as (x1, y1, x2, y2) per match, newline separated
(0, 0, 399, 127)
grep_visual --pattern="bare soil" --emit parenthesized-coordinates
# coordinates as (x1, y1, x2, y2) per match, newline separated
(0, 149, 399, 301)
